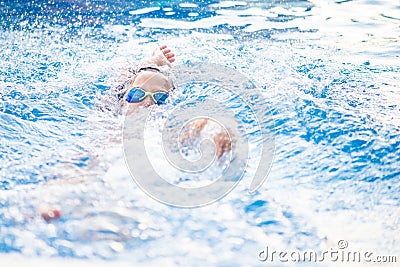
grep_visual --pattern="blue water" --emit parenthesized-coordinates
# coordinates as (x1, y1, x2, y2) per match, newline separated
(0, 0, 399, 266)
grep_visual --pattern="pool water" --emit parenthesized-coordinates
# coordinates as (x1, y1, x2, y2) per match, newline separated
(0, 0, 399, 265)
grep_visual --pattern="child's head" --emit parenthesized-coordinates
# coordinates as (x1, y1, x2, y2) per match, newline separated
(122, 71, 173, 114)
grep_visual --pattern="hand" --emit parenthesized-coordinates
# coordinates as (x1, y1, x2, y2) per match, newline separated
(149, 45, 175, 67)
(159, 45, 175, 63)
(179, 118, 208, 147)
(213, 131, 232, 159)
(179, 119, 232, 159)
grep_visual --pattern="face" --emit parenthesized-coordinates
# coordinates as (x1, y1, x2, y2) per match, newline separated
(123, 72, 171, 113)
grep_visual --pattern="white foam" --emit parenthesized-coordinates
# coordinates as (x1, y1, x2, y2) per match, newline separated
(129, 7, 160, 15)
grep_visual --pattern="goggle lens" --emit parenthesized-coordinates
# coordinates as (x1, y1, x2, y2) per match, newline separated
(126, 88, 146, 103)
(125, 88, 169, 105)
(152, 92, 169, 105)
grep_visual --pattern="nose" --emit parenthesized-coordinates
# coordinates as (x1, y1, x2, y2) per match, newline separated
(142, 95, 154, 107)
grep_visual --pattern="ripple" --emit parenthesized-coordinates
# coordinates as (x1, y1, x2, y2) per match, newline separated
(209, 1, 248, 8)
(129, 7, 160, 15)
(179, 3, 199, 8)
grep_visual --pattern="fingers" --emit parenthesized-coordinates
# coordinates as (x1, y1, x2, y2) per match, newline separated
(160, 45, 175, 63)
(165, 53, 175, 63)
(160, 45, 170, 54)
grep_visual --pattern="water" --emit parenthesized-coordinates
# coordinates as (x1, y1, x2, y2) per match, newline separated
(0, 0, 399, 265)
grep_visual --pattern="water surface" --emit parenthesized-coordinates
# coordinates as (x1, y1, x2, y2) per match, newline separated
(0, 0, 399, 265)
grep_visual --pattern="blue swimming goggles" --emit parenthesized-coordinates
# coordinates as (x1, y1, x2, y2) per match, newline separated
(125, 87, 169, 105)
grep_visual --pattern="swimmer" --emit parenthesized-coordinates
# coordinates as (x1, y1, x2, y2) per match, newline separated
(40, 46, 232, 223)
(109, 45, 232, 159)
(118, 45, 176, 113)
